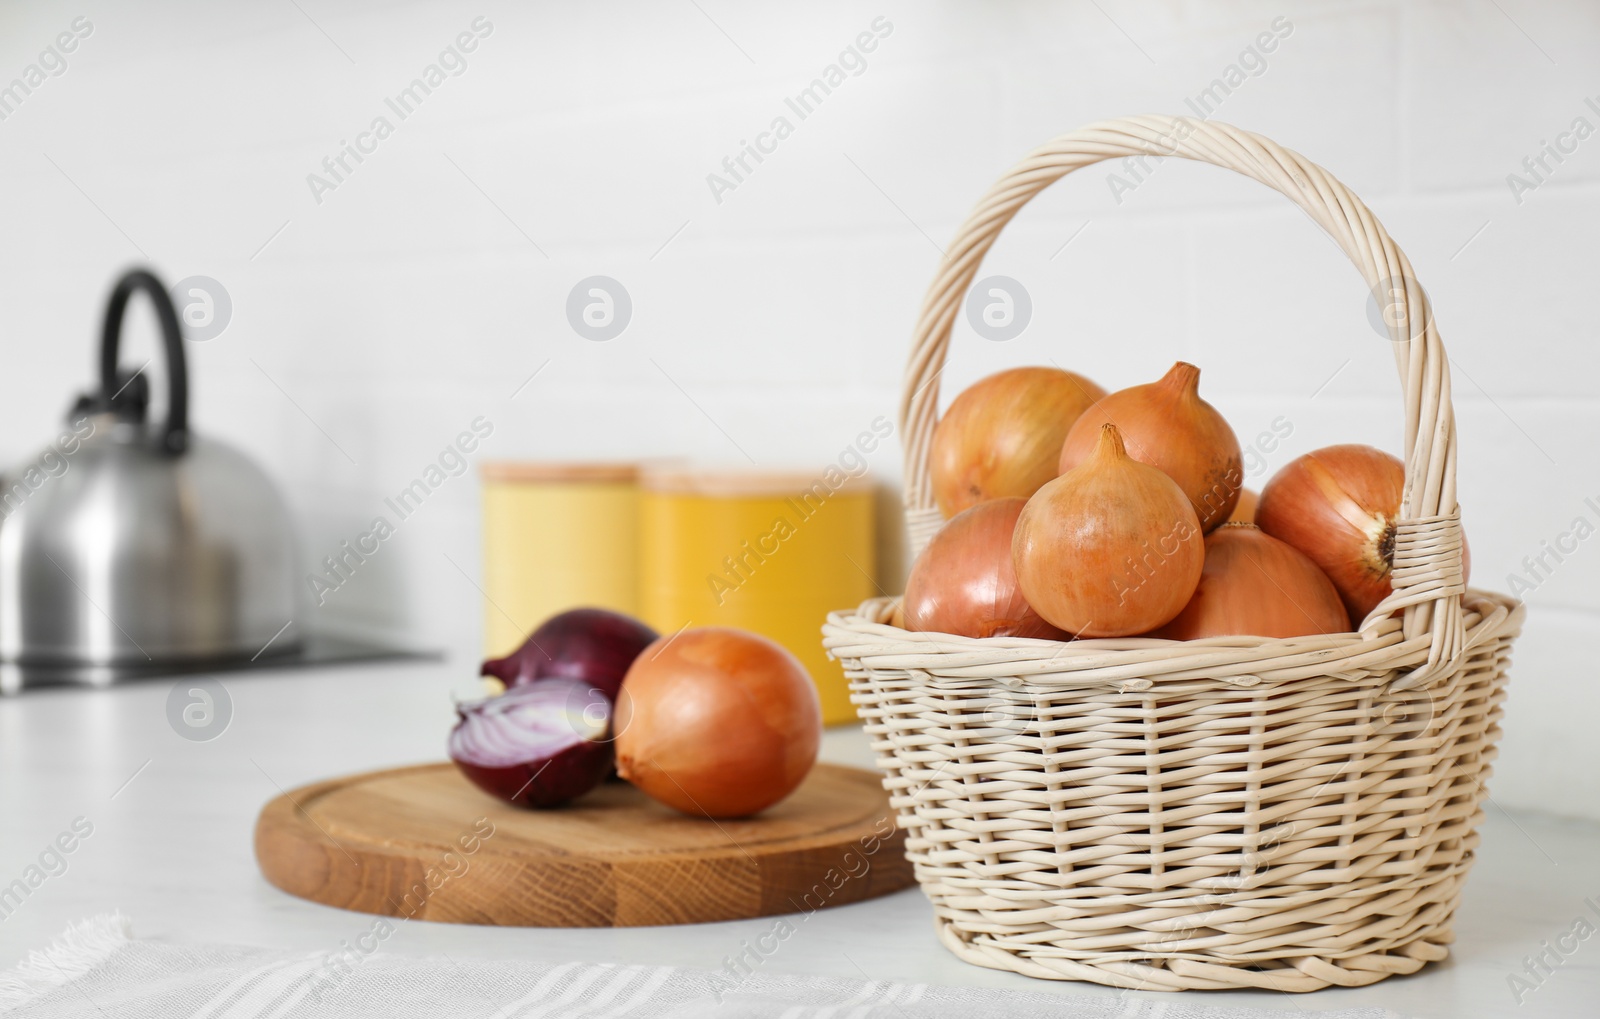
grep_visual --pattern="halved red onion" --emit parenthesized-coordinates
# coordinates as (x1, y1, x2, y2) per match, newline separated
(448, 678, 613, 808)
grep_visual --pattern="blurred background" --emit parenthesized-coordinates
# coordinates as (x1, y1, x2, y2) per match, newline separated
(1, 0, 1595, 818)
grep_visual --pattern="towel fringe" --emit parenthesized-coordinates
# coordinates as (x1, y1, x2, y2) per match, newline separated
(0, 912, 132, 1011)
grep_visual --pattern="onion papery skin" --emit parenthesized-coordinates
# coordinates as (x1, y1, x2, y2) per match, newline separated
(903, 497, 1066, 640)
(931, 366, 1106, 518)
(1256, 444, 1408, 623)
(449, 678, 614, 808)
(1014, 424, 1204, 637)
(1152, 523, 1351, 640)
(481, 607, 658, 702)
(1058, 361, 1242, 532)
(615, 627, 821, 819)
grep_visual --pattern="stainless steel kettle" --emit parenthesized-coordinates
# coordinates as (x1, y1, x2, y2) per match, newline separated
(0, 269, 303, 665)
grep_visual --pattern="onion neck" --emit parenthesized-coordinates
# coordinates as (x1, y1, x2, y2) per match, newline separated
(1093, 423, 1130, 463)
(1158, 361, 1203, 403)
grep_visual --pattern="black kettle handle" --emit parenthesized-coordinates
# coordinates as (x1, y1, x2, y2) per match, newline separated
(100, 269, 189, 454)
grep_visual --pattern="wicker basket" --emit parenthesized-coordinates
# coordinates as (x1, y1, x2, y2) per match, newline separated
(822, 116, 1524, 993)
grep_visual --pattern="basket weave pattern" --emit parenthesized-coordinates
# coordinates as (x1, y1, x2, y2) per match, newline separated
(823, 116, 1524, 992)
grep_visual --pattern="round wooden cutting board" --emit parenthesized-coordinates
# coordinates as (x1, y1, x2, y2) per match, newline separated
(255, 762, 913, 927)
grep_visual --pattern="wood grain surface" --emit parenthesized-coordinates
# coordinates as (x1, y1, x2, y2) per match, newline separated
(254, 762, 912, 927)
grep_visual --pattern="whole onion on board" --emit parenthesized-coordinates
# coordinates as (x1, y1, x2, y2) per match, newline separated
(1058, 361, 1242, 532)
(1014, 423, 1204, 637)
(930, 366, 1105, 518)
(902, 497, 1064, 640)
(1152, 523, 1350, 640)
(615, 627, 821, 819)
(449, 678, 614, 808)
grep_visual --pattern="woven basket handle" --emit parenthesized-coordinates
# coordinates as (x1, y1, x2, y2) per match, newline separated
(900, 115, 1467, 685)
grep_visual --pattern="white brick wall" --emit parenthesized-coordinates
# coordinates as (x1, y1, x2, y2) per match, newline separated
(2, 0, 1595, 818)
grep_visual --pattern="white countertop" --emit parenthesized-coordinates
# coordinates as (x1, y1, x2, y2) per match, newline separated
(0, 658, 1595, 1018)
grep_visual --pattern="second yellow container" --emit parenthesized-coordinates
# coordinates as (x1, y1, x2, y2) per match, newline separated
(639, 468, 875, 725)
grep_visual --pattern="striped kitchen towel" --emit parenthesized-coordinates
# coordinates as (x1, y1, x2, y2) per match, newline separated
(0, 915, 1412, 1019)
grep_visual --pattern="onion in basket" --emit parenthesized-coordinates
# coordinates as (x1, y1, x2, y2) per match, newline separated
(1014, 423, 1204, 637)
(1230, 487, 1259, 523)
(930, 366, 1105, 518)
(1152, 523, 1350, 639)
(1058, 361, 1242, 532)
(902, 497, 1064, 640)
(1255, 444, 1443, 622)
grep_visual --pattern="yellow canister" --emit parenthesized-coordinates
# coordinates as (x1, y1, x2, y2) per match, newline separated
(639, 468, 877, 726)
(480, 462, 640, 657)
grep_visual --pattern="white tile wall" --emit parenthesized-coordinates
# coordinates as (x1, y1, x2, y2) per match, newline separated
(3, 0, 1597, 818)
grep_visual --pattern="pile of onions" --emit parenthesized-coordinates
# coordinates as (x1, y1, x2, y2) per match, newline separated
(1014, 424, 1204, 637)
(1152, 523, 1350, 640)
(902, 497, 1064, 640)
(1254, 444, 1409, 622)
(1058, 362, 1242, 532)
(615, 627, 821, 818)
(448, 679, 615, 808)
(930, 366, 1105, 517)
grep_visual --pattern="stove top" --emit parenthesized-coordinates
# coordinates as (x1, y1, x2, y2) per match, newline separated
(0, 632, 439, 694)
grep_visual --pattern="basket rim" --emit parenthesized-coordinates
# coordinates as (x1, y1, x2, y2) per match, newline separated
(824, 588, 1523, 692)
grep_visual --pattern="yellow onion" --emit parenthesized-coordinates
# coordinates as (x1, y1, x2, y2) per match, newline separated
(902, 497, 1064, 640)
(1255, 444, 1409, 622)
(1229, 487, 1259, 523)
(931, 366, 1105, 517)
(615, 628, 820, 818)
(1058, 361, 1242, 531)
(1153, 523, 1350, 640)
(1014, 424, 1203, 637)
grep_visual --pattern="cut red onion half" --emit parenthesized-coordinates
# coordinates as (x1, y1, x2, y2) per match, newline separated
(448, 678, 613, 808)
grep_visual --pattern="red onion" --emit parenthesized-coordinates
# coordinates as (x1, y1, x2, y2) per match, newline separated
(448, 678, 614, 808)
(481, 607, 657, 702)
